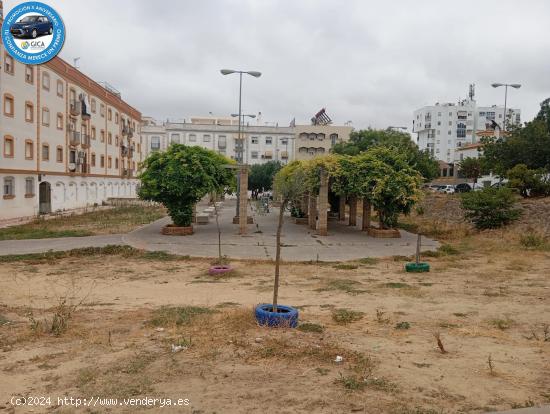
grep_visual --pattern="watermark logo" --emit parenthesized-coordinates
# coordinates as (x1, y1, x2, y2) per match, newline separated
(1, 1, 65, 65)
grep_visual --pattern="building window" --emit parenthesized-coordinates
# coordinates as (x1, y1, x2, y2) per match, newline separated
(56, 80, 64, 97)
(4, 53, 14, 75)
(170, 134, 180, 144)
(218, 136, 226, 149)
(42, 144, 50, 161)
(4, 136, 14, 157)
(108, 132, 112, 145)
(100, 155, 105, 167)
(151, 136, 160, 150)
(100, 104, 105, 117)
(251, 151, 258, 159)
(25, 140, 33, 159)
(108, 108, 112, 121)
(41, 107, 50, 126)
(91, 153, 96, 167)
(42, 72, 50, 90)
(280, 138, 288, 145)
(115, 112, 119, 124)
(3, 177, 15, 198)
(3, 94, 14, 117)
(115, 135, 119, 146)
(265, 137, 272, 145)
(91, 127, 96, 140)
(108, 156, 112, 168)
(57, 113, 63, 130)
(91, 99, 96, 113)
(25, 177, 34, 197)
(56, 146, 63, 162)
(188, 134, 196, 142)
(457, 123, 466, 138)
(330, 134, 338, 146)
(448, 130, 452, 135)
(203, 134, 211, 142)
(251, 137, 259, 144)
(25, 66, 34, 84)
(69, 150, 76, 164)
(100, 130, 105, 143)
(25, 102, 34, 122)
(115, 158, 119, 168)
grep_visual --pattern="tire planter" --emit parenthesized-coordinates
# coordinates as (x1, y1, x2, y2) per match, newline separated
(161, 225, 193, 236)
(405, 262, 430, 272)
(255, 304, 298, 328)
(208, 265, 233, 275)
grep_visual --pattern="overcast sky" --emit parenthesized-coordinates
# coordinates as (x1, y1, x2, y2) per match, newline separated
(9, 0, 550, 129)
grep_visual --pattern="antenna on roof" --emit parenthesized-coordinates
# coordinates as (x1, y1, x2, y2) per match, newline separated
(469, 83, 475, 101)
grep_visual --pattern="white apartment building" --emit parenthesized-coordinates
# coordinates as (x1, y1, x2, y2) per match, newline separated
(1, 45, 143, 219)
(413, 99, 520, 164)
(141, 116, 295, 165)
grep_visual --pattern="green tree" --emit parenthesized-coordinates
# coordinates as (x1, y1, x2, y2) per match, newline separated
(535, 97, 550, 131)
(507, 164, 550, 197)
(461, 187, 521, 230)
(138, 144, 235, 227)
(459, 157, 485, 188)
(248, 161, 282, 198)
(332, 128, 439, 181)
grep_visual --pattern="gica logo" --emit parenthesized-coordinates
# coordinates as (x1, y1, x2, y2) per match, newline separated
(1, 1, 65, 65)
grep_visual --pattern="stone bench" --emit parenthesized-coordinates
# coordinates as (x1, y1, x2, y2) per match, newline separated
(196, 214, 210, 224)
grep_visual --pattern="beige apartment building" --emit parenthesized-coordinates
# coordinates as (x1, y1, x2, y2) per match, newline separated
(294, 124, 352, 160)
(0, 42, 142, 220)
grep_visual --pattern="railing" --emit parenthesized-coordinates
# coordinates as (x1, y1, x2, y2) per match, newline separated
(81, 134, 91, 148)
(69, 131, 81, 146)
(70, 100, 81, 116)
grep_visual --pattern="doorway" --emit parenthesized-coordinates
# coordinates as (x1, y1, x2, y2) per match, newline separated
(39, 181, 51, 214)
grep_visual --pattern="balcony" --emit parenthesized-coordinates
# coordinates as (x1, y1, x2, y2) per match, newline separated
(69, 131, 81, 146)
(81, 134, 91, 148)
(121, 144, 128, 157)
(70, 100, 81, 116)
(122, 125, 130, 136)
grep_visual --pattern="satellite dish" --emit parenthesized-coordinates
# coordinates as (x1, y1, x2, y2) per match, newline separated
(69, 163, 76, 171)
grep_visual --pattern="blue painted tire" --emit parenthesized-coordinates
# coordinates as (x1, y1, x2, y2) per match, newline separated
(405, 262, 430, 272)
(255, 304, 298, 328)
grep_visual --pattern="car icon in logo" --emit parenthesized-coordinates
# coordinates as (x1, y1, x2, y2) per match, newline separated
(9, 15, 53, 39)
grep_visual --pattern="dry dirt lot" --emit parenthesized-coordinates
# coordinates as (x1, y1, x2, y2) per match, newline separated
(0, 236, 549, 414)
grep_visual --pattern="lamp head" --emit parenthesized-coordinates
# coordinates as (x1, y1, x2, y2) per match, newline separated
(491, 83, 503, 88)
(510, 84, 522, 89)
(247, 71, 262, 78)
(220, 69, 235, 75)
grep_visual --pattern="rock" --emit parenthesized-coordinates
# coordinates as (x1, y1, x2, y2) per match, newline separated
(254, 337, 263, 343)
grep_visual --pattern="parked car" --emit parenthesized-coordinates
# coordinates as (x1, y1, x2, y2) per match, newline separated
(426, 184, 442, 192)
(454, 183, 472, 193)
(491, 181, 508, 189)
(437, 185, 455, 194)
(10, 15, 53, 39)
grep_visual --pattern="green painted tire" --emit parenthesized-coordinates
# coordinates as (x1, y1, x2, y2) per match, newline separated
(405, 262, 430, 272)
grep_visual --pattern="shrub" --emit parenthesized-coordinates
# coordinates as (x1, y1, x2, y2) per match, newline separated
(460, 187, 521, 229)
(507, 164, 550, 197)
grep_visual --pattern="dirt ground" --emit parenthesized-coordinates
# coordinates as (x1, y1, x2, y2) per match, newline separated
(0, 238, 549, 413)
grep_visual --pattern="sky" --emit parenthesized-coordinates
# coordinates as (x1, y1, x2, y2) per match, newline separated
(7, 0, 550, 129)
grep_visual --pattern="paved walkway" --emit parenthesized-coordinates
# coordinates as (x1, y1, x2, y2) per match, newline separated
(122, 200, 438, 261)
(0, 201, 438, 261)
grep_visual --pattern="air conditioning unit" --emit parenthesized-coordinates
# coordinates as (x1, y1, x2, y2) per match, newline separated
(68, 162, 76, 171)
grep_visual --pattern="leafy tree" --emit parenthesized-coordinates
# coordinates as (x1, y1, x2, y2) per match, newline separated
(507, 164, 550, 197)
(461, 187, 521, 230)
(459, 157, 485, 188)
(332, 128, 439, 181)
(535, 97, 550, 131)
(248, 161, 282, 198)
(138, 144, 235, 227)
(271, 162, 308, 311)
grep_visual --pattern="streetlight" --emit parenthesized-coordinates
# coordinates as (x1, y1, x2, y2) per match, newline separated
(220, 69, 262, 218)
(232, 114, 256, 164)
(491, 83, 521, 131)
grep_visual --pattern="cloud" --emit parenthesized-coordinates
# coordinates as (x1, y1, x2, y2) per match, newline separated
(23, 0, 550, 128)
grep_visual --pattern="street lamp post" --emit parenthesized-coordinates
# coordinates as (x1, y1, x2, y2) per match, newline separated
(231, 113, 256, 165)
(220, 69, 261, 219)
(491, 83, 521, 132)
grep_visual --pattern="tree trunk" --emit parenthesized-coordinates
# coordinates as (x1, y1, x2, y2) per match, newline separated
(272, 199, 287, 313)
(213, 200, 222, 263)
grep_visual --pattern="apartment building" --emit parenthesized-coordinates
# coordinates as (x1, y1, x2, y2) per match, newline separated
(294, 124, 352, 160)
(141, 116, 352, 164)
(141, 116, 295, 165)
(413, 99, 520, 164)
(0, 45, 142, 219)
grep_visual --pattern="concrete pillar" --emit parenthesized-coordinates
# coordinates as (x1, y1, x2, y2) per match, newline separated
(239, 167, 248, 235)
(338, 195, 346, 221)
(308, 193, 317, 230)
(362, 198, 371, 231)
(317, 169, 328, 236)
(349, 195, 357, 226)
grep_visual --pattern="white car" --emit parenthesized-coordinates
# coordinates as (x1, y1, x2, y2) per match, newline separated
(438, 185, 455, 194)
